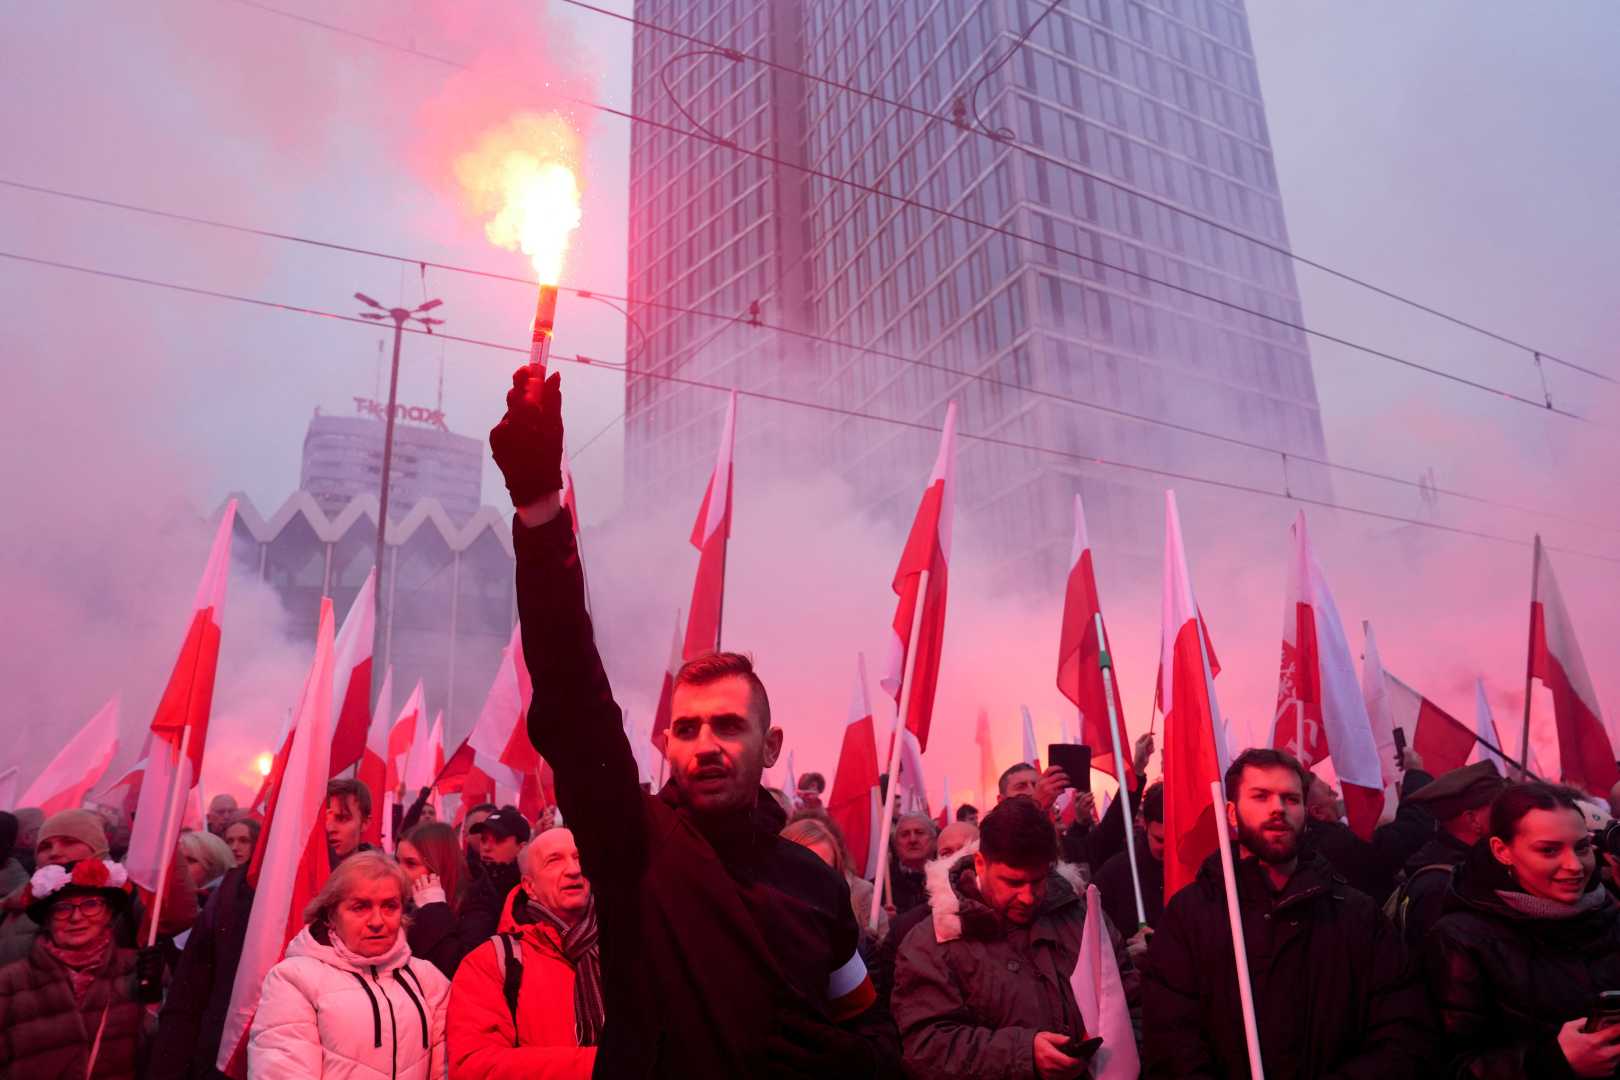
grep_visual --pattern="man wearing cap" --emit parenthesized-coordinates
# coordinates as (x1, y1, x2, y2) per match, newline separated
(1389, 760, 1508, 948)
(462, 806, 531, 944)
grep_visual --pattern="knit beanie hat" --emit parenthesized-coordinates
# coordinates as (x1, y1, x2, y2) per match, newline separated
(38, 809, 111, 859)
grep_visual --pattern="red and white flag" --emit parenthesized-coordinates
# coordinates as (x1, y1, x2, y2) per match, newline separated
(1385, 670, 1474, 777)
(975, 709, 996, 809)
(21, 697, 120, 817)
(127, 501, 236, 896)
(1056, 495, 1134, 791)
(325, 570, 376, 776)
(216, 598, 337, 1077)
(1158, 492, 1228, 900)
(1528, 538, 1616, 795)
(1473, 679, 1508, 774)
(402, 711, 445, 819)
(382, 681, 425, 851)
(356, 666, 392, 850)
(1021, 706, 1040, 768)
(829, 655, 882, 879)
(469, 622, 533, 791)
(881, 403, 957, 753)
(682, 392, 736, 661)
(649, 609, 683, 754)
(1358, 622, 1401, 792)
(1071, 883, 1140, 1080)
(1271, 513, 1384, 839)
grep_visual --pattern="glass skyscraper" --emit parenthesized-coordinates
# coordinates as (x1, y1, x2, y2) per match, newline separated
(626, 0, 1326, 586)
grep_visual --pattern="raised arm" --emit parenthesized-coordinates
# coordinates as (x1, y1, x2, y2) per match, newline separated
(491, 367, 647, 892)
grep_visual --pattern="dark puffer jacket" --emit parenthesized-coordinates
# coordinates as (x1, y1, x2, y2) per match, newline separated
(150, 866, 253, 1080)
(1423, 842, 1620, 1079)
(0, 936, 146, 1077)
(891, 853, 1139, 1079)
(1143, 851, 1431, 1078)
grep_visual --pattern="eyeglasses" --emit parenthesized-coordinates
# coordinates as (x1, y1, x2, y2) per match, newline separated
(50, 897, 108, 922)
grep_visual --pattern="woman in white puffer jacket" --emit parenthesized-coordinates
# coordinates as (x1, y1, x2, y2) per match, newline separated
(250, 851, 451, 1079)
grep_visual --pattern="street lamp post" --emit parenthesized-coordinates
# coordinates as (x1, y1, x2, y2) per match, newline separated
(355, 292, 445, 676)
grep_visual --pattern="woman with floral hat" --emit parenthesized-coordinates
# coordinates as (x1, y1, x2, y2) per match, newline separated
(0, 858, 146, 1077)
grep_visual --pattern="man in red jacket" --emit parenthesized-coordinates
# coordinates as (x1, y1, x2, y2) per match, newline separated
(490, 368, 899, 1078)
(448, 828, 599, 1079)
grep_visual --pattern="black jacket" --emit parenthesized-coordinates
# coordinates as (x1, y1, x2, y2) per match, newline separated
(1143, 851, 1431, 1079)
(1304, 818, 1394, 902)
(406, 895, 490, 980)
(514, 512, 899, 1078)
(1095, 837, 1164, 931)
(457, 857, 520, 954)
(1060, 774, 1143, 874)
(1392, 831, 1473, 949)
(149, 867, 254, 1080)
(1423, 842, 1620, 1079)
(889, 864, 927, 918)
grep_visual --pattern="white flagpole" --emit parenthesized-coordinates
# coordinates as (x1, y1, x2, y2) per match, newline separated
(869, 568, 930, 932)
(1211, 778, 1266, 1080)
(1096, 613, 1146, 928)
(145, 724, 194, 947)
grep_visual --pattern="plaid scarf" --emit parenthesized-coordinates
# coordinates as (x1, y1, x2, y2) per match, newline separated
(42, 932, 113, 1006)
(525, 894, 604, 1046)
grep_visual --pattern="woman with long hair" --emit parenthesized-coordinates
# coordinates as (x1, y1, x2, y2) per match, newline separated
(1425, 782, 1620, 1077)
(249, 851, 449, 1078)
(398, 821, 483, 978)
(781, 816, 888, 948)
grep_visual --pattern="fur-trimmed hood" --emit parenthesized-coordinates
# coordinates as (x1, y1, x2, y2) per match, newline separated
(924, 841, 1089, 943)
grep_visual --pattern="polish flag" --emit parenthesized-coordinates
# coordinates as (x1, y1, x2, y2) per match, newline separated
(975, 709, 996, 809)
(828, 655, 881, 878)
(1021, 706, 1040, 768)
(1071, 884, 1140, 1080)
(128, 501, 236, 897)
(325, 570, 376, 776)
(1528, 538, 1617, 795)
(356, 667, 392, 850)
(382, 681, 425, 851)
(94, 728, 152, 811)
(469, 622, 533, 792)
(783, 750, 799, 808)
(1056, 495, 1133, 791)
(682, 392, 736, 661)
(1270, 513, 1384, 840)
(881, 404, 957, 752)
(402, 712, 445, 819)
(1473, 679, 1507, 773)
(216, 598, 337, 1077)
(1385, 671, 1474, 777)
(21, 697, 120, 817)
(1358, 622, 1401, 792)
(1158, 492, 1229, 900)
(649, 610, 683, 754)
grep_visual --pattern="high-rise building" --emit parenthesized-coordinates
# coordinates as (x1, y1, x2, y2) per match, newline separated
(301, 404, 483, 525)
(626, 0, 1326, 586)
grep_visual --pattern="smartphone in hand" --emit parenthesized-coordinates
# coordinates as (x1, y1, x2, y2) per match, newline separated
(1047, 744, 1092, 792)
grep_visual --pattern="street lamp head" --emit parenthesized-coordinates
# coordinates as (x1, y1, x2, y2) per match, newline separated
(354, 292, 383, 309)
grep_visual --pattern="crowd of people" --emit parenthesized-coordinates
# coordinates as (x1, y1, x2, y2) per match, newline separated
(3, 365, 1619, 1077)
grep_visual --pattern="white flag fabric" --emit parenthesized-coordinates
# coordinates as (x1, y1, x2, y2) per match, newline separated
(20, 697, 120, 816)
(1473, 679, 1506, 772)
(1021, 706, 1039, 767)
(1071, 884, 1140, 1079)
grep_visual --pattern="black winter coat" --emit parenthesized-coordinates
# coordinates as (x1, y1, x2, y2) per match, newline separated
(149, 866, 254, 1080)
(515, 512, 900, 1079)
(1095, 838, 1164, 931)
(1391, 830, 1472, 950)
(1422, 842, 1620, 1079)
(1143, 851, 1431, 1079)
(406, 897, 489, 980)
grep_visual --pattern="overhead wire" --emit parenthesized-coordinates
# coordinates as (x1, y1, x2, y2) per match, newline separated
(4, 245, 1617, 568)
(213, 0, 1609, 419)
(551, 0, 1613, 386)
(6, 173, 1614, 537)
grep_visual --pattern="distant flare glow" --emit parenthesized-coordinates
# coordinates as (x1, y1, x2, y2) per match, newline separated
(255, 753, 273, 778)
(454, 113, 583, 285)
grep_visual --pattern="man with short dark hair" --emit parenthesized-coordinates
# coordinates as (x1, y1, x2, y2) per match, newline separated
(893, 796, 1139, 1079)
(796, 771, 827, 810)
(1094, 782, 1166, 955)
(462, 802, 498, 879)
(954, 804, 978, 827)
(492, 367, 896, 1077)
(1143, 748, 1429, 1077)
(323, 778, 371, 864)
(1388, 760, 1507, 947)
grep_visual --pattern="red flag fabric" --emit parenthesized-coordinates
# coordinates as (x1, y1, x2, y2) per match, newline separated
(435, 737, 476, 793)
(1270, 513, 1385, 840)
(975, 709, 996, 809)
(1056, 495, 1134, 791)
(326, 571, 376, 776)
(357, 667, 392, 850)
(128, 501, 236, 894)
(828, 655, 881, 879)
(682, 392, 736, 661)
(1158, 492, 1228, 901)
(881, 403, 957, 752)
(217, 598, 337, 1076)
(381, 681, 424, 852)
(1390, 673, 1475, 777)
(21, 697, 120, 817)
(1529, 538, 1617, 795)
(649, 610, 683, 754)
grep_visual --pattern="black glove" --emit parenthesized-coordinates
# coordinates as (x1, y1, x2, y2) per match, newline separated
(135, 945, 165, 1003)
(761, 1007, 878, 1079)
(489, 367, 564, 507)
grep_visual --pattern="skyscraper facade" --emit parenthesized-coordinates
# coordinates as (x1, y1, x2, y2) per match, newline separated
(626, 0, 1326, 586)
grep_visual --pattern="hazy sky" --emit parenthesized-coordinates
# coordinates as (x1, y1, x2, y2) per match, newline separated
(2, 1, 1616, 797)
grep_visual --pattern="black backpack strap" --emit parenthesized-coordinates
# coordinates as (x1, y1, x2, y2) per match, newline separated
(498, 933, 522, 1030)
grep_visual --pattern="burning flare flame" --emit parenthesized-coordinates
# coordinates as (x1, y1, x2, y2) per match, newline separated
(454, 113, 582, 286)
